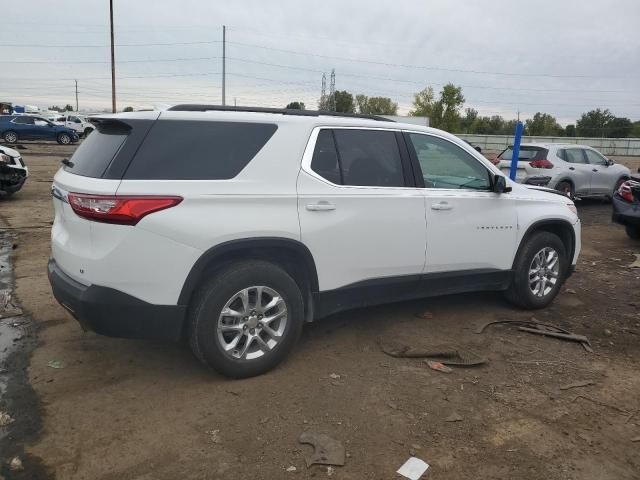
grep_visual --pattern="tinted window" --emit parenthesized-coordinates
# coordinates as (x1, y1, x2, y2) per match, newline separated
(563, 149, 586, 164)
(311, 130, 341, 184)
(333, 129, 404, 187)
(13, 116, 33, 125)
(64, 122, 129, 177)
(125, 121, 277, 180)
(584, 149, 607, 165)
(409, 134, 490, 190)
(498, 146, 545, 161)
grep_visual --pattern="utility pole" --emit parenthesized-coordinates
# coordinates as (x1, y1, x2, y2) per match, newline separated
(222, 25, 226, 106)
(109, 0, 116, 113)
(329, 69, 336, 112)
(75, 80, 78, 112)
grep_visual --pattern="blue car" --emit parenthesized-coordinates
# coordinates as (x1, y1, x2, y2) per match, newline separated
(0, 115, 79, 145)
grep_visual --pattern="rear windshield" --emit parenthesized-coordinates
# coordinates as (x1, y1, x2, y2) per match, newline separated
(63, 121, 129, 177)
(123, 120, 277, 180)
(498, 146, 547, 161)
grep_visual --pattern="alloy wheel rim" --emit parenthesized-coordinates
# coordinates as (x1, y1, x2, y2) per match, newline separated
(217, 286, 288, 360)
(6, 133, 16, 142)
(61, 135, 70, 144)
(528, 247, 560, 297)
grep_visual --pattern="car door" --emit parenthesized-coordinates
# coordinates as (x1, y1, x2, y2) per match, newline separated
(297, 127, 427, 296)
(11, 116, 35, 139)
(32, 117, 55, 140)
(584, 148, 615, 194)
(559, 147, 592, 194)
(404, 132, 517, 274)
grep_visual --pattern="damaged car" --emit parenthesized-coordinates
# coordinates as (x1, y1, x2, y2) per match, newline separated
(0, 145, 28, 197)
(612, 171, 640, 240)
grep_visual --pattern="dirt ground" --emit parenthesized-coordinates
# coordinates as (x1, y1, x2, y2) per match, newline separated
(1, 143, 639, 480)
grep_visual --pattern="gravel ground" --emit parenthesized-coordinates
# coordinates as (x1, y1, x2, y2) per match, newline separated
(0, 143, 639, 480)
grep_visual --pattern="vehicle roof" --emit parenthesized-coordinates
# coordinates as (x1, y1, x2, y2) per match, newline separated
(518, 142, 594, 149)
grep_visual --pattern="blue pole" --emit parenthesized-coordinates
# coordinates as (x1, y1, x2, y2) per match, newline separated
(510, 121, 524, 181)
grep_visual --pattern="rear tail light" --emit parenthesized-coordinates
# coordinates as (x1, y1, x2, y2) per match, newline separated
(68, 193, 182, 225)
(618, 181, 635, 203)
(529, 159, 554, 169)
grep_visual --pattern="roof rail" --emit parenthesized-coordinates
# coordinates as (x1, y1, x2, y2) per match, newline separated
(166, 104, 394, 122)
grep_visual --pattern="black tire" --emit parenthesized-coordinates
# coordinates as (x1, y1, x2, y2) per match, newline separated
(83, 127, 93, 137)
(504, 231, 568, 309)
(555, 180, 574, 199)
(57, 133, 72, 145)
(188, 260, 304, 378)
(2, 131, 18, 144)
(626, 225, 640, 240)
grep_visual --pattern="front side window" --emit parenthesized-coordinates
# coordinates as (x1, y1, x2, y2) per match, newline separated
(13, 116, 33, 125)
(333, 129, 405, 187)
(584, 149, 607, 165)
(563, 149, 586, 164)
(408, 134, 490, 190)
(34, 118, 50, 126)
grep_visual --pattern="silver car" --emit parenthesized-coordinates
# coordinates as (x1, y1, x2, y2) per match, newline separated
(496, 143, 630, 198)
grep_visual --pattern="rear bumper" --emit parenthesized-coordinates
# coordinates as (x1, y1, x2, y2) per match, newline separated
(612, 195, 640, 226)
(48, 259, 186, 341)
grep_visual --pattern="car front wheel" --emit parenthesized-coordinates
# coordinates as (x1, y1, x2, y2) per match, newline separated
(188, 260, 304, 378)
(3, 131, 18, 143)
(57, 133, 72, 145)
(505, 231, 568, 309)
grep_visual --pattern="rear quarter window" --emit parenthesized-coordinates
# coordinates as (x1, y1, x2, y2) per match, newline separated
(64, 121, 130, 178)
(498, 147, 547, 161)
(123, 121, 277, 180)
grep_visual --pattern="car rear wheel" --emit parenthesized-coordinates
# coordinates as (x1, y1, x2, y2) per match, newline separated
(504, 231, 568, 309)
(188, 260, 304, 378)
(555, 180, 574, 199)
(3, 131, 18, 144)
(57, 133, 72, 145)
(625, 225, 640, 240)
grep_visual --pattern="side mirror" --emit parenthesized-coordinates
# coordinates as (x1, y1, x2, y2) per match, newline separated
(493, 175, 512, 194)
(606, 159, 614, 166)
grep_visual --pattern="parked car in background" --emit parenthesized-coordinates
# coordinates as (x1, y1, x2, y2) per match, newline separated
(0, 115, 79, 145)
(48, 106, 580, 378)
(612, 171, 640, 239)
(0, 144, 28, 196)
(496, 143, 630, 199)
(54, 114, 94, 137)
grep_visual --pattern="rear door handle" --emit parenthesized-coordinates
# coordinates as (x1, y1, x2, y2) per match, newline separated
(306, 202, 336, 211)
(569, 167, 575, 170)
(431, 202, 453, 211)
(592, 169, 598, 172)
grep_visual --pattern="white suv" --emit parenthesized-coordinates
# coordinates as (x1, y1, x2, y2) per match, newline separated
(48, 106, 581, 378)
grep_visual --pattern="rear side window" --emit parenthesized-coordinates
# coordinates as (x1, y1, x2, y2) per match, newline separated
(563, 149, 586, 164)
(498, 146, 546, 161)
(64, 121, 129, 177)
(124, 121, 277, 180)
(310, 130, 341, 184)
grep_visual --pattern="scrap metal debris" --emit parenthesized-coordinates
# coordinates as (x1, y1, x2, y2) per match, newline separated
(0, 411, 15, 427)
(379, 339, 487, 367)
(397, 457, 430, 480)
(9, 456, 23, 471)
(476, 318, 593, 352)
(425, 361, 453, 373)
(48, 360, 64, 369)
(444, 412, 463, 422)
(560, 380, 595, 391)
(629, 254, 640, 269)
(298, 432, 345, 468)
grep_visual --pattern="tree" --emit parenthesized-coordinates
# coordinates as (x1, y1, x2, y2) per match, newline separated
(606, 117, 633, 138)
(460, 108, 478, 133)
(428, 83, 465, 132)
(285, 101, 305, 110)
(123, 106, 134, 112)
(334, 91, 355, 113)
(64, 104, 74, 111)
(576, 108, 615, 137)
(355, 95, 398, 115)
(565, 124, 576, 137)
(409, 87, 435, 117)
(525, 112, 563, 136)
(48, 105, 63, 112)
(631, 121, 640, 138)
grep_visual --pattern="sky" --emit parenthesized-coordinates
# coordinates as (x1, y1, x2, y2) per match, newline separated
(2, 0, 639, 125)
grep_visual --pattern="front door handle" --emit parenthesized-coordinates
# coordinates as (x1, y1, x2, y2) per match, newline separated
(306, 202, 336, 212)
(431, 202, 453, 211)
(592, 169, 598, 172)
(569, 167, 575, 170)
